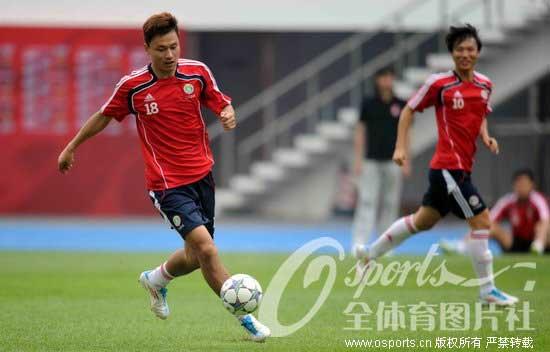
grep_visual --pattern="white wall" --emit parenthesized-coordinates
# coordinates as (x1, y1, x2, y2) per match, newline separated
(0, 0, 544, 31)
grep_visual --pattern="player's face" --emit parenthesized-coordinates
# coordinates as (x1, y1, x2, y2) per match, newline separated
(375, 73, 394, 93)
(513, 175, 534, 200)
(146, 30, 180, 76)
(451, 37, 479, 72)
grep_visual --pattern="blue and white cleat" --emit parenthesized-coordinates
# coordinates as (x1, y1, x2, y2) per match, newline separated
(480, 288, 519, 306)
(239, 314, 271, 342)
(139, 271, 170, 320)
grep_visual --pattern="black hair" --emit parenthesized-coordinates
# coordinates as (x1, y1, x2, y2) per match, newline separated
(512, 168, 535, 182)
(375, 66, 395, 77)
(445, 24, 482, 52)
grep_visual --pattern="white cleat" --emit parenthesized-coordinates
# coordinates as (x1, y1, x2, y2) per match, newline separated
(352, 244, 372, 282)
(480, 288, 519, 306)
(239, 314, 271, 342)
(139, 271, 170, 320)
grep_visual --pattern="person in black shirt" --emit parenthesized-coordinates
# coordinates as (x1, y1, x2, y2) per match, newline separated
(352, 67, 409, 257)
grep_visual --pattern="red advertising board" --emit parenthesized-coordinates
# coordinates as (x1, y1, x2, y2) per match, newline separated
(0, 27, 186, 215)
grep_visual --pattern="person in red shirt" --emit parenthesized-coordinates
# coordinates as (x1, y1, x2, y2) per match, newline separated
(491, 169, 549, 253)
(57, 12, 270, 341)
(354, 24, 518, 305)
(440, 169, 550, 255)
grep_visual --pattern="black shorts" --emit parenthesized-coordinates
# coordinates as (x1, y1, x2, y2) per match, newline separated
(422, 169, 486, 219)
(504, 236, 533, 253)
(148, 172, 215, 239)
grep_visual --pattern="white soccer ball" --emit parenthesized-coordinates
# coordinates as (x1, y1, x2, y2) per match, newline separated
(220, 274, 263, 315)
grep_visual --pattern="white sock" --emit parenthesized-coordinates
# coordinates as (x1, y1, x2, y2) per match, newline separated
(368, 215, 418, 259)
(148, 262, 174, 288)
(467, 229, 495, 296)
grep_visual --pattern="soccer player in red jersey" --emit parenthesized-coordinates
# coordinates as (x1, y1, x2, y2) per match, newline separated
(354, 24, 518, 305)
(57, 13, 270, 341)
(442, 169, 549, 255)
(491, 169, 549, 253)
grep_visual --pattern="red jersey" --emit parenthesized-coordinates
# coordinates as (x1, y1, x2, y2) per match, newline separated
(101, 59, 231, 190)
(407, 70, 493, 172)
(490, 191, 550, 240)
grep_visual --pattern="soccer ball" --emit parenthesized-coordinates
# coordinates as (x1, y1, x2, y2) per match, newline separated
(220, 274, 263, 315)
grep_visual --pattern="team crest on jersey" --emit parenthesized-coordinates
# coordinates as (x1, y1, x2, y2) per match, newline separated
(390, 103, 401, 118)
(480, 89, 489, 100)
(183, 83, 194, 94)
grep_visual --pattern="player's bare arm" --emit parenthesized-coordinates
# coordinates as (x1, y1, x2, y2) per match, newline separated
(392, 105, 414, 167)
(58, 111, 112, 173)
(479, 118, 499, 154)
(219, 104, 236, 131)
(532, 220, 550, 254)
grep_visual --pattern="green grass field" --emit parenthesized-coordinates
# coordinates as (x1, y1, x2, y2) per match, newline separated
(0, 251, 547, 351)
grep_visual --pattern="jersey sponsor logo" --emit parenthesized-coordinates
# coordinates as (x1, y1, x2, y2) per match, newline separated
(452, 90, 464, 110)
(390, 103, 401, 118)
(511, 210, 520, 226)
(183, 83, 195, 94)
(144, 93, 155, 102)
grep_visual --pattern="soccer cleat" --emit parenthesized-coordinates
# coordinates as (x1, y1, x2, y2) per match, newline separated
(352, 244, 367, 260)
(439, 240, 460, 255)
(480, 288, 519, 306)
(139, 271, 170, 320)
(239, 314, 271, 342)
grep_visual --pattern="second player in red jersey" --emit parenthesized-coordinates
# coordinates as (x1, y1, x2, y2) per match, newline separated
(491, 169, 550, 253)
(353, 24, 518, 306)
(408, 69, 493, 172)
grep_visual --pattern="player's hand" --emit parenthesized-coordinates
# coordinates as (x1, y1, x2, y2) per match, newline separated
(530, 240, 544, 255)
(392, 147, 408, 167)
(220, 105, 236, 131)
(483, 136, 499, 155)
(58, 147, 75, 174)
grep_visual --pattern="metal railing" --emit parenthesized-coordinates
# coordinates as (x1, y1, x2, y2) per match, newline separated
(209, 0, 516, 185)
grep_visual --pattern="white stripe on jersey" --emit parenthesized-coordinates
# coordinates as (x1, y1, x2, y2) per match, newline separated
(531, 191, 550, 220)
(100, 66, 149, 114)
(407, 71, 454, 110)
(490, 193, 517, 221)
(178, 59, 231, 104)
(473, 71, 492, 84)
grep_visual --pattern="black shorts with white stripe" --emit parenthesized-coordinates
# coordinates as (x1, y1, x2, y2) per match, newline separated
(421, 169, 486, 219)
(148, 172, 216, 239)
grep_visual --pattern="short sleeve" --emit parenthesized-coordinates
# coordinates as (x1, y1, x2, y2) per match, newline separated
(100, 76, 131, 122)
(199, 64, 232, 115)
(485, 87, 493, 116)
(407, 74, 440, 112)
(490, 194, 513, 222)
(532, 193, 550, 221)
(359, 98, 370, 124)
